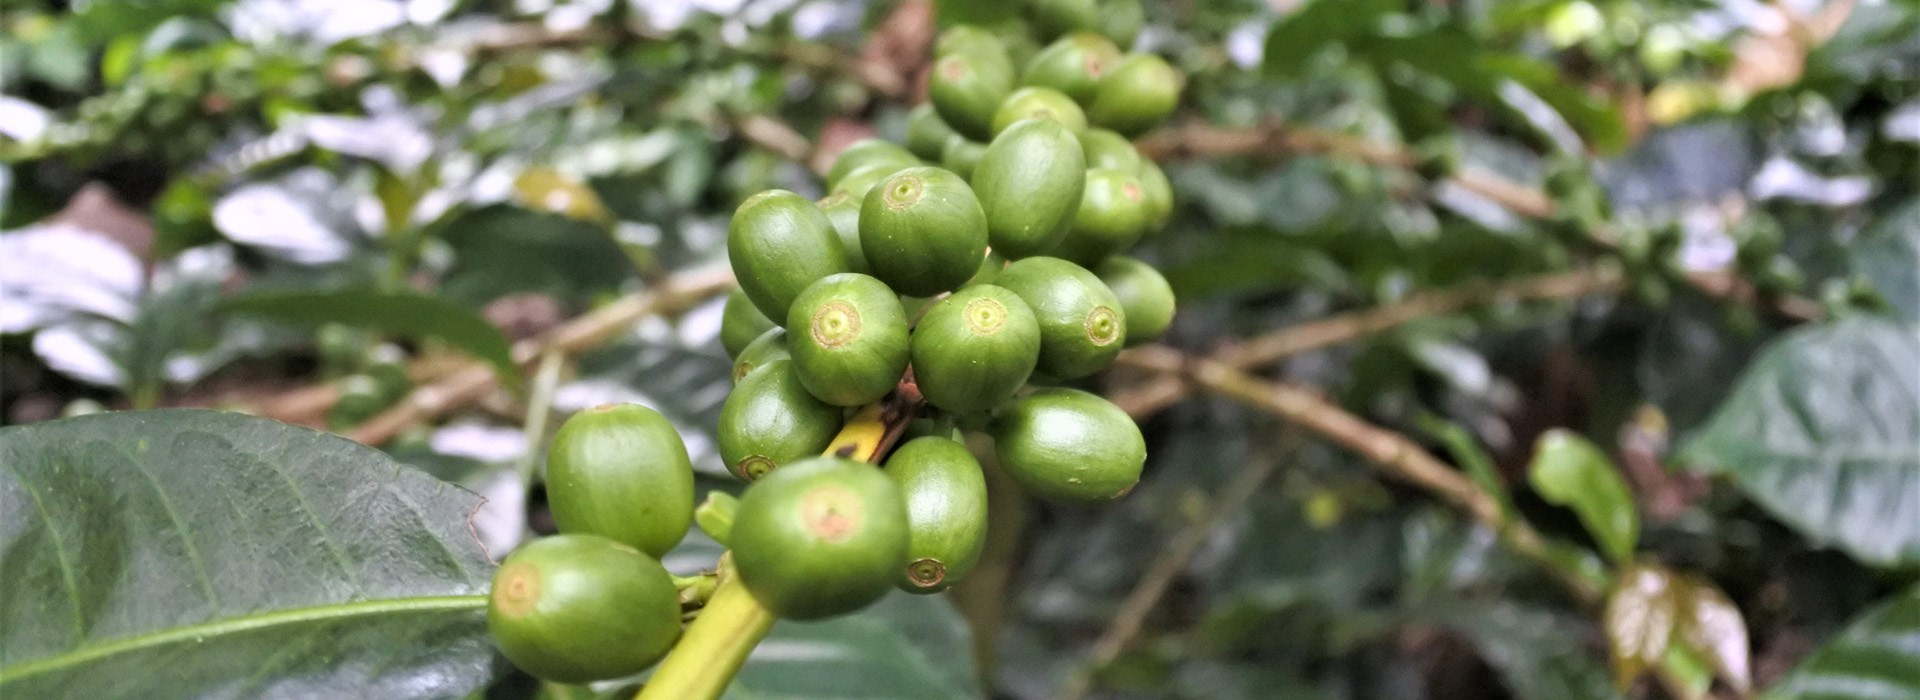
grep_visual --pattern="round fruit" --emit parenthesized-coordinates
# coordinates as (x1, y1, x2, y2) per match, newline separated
(935, 25, 1002, 58)
(817, 191, 870, 274)
(966, 249, 1007, 287)
(990, 388, 1145, 503)
(1022, 33, 1121, 104)
(860, 166, 989, 296)
(731, 457, 909, 620)
(1051, 167, 1150, 266)
(830, 162, 897, 201)
(940, 135, 988, 179)
(1135, 158, 1174, 230)
(929, 48, 1015, 140)
(972, 118, 1086, 258)
(1096, 255, 1176, 345)
(785, 273, 911, 406)
(719, 359, 843, 481)
(1098, 0, 1145, 46)
(827, 139, 920, 189)
(991, 86, 1088, 136)
(487, 534, 682, 683)
(1029, 0, 1098, 40)
(545, 404, 695, 557)
(728, 190, 849, 321)
(1088, 53, 1183, 136)
(911, 284, 1041, 415)
(905, 103, 959, 160)
(885, 437, 988, 593)
(732, 328, 790, 384)
(993, 256, 1126, 378)
(1078, 128, 1143, 172)
(721, 288, 779, 359)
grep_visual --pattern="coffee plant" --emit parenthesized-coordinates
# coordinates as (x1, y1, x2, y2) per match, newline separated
(2, 1, 1917, 699)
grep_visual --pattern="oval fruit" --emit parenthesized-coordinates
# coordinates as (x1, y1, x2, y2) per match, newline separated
(1022, 32, 1121, 104)
(786, 273, 910, 406)
(1096, 255, 1176, 345)
(487, 534, 681, 683)
(990, 388, 1144, 503)
(991, 86, 1088, 136)
(1078, 127, 1143, 172)
(911, 284, 1041, 415)
(860, 166, 989, 296)
(885, 437, 989, 593)
(993, 256, 1126, 378)
(816, 191, 869, 274)
(1029, 0, 1098, 40)
(940, 135, 988, 179)
(1051, 167, 1150, 266)
(829, 162, 897, 201)
(721, 288, 779, 359)
(966, 249, 1007, 287)
(905, 103, 959, 160)
(728, 190, 849, 321)
(972, 118, 1086, 258)
(1135, 157, 1174, 230)
(935, 25, 1002, 58)
(1099, 0, 1145, 46)
(827, 139, 920, 189)
(731, 457, 909, 620)
(732, 328, 790, 384)
(545, 404, 694, 557)
(1088, 53, 1183, 136)
(929, 48, 1015, 141)
(719, 359, 843, 481)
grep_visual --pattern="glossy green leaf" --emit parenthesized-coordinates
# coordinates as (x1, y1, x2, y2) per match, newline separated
(224, 288, 523, 392)
(0, 409, 498, 698)
(727, 592, 980, 699)
(1852, 198, 1920, 324)
(1603, 563, 1677, 689)
(1683, 318, 1920, 566)
(1528, 430, 1640, 563)
(1264, 0, 1398, 78)
(436, 205, 637, 306)
(1766, 585, 1920, 700)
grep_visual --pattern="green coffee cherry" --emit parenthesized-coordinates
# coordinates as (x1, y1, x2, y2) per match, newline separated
(817, 191, 870, 275)
(786, 273, 911, 407)
(487, 534, 682, 683)
(731, 457, 909, 620)
(719, 359, 843, 481)
(732, 328, 790, 384)
(1096, 255, 1175, 345)
(860, 166, 989, 296)
(911, 284, 1041, 415)
(990, 388, 1145, 503)
(885, 437, 989, 593)
(1097, 0, 1145, 47)
(827, 139, 920, 189)
(545, 404, 695, 557)
(905, 103, 959, 160)
(1052, 167, 1150, 266)
(1135, 157, 1174, 231)
(721, 288, 780, 359)
(940, 135, 988, 179)
(993, 256, 1126, 378)
(972, 118, 1087, 258)
(1028, 0, 1099, 40)
(935, 25, 1004, 59)
(830, 162, 903, 201)
(728, 190, 849, 321)
(1088, 53, 1182, 136)
(1078, 127, 1143, 172)
(1023, 32, 1122, 105)
(992, 86, 1088, 136)
(930, 47, 1016, 140)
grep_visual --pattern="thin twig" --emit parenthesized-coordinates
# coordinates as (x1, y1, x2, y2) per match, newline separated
(344, 264, 736, 445)
(1060, 429, 1306, 700)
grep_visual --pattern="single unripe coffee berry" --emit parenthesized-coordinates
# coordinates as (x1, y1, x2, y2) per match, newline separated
(993, 256, 1127, 379)
(991, 86, 1088, 136)
(905, 103, 959, 160)
(719, 359, 843, 481)
(816, 191, 869, 275)
(911, 284, 1041, 415)
(1077, 127, 1144, 172)
(728, 190, 849, 321)
(940, 135, 988, 179)
(731, 327, 789, 384)
(930, 47, 1016, 140)
(1096, 255, 1176, 345)
(731, 457, 909, 620)
(860, 166, 989, 296)
(990, 388, 1145, 503)
(487, 534, 682, 683)
(972, 118, 1086, 258)
(885, 436, 989, 593)
(1023, 33, 1122, 105)
(1088, 53, 1183, 136)
(786, 273, 911, 406)
(826, 138, 920, 189)
(545, 404, 694, 557)
(1052, 167, 1150, 266)
(721, 288, 778, 360)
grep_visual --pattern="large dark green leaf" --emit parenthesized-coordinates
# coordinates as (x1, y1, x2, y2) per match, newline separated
(728, 593, 980, 699)
(1682, 318, 1920, 566)
(1852, 198, 1920, 323)
(1766, 585, 1920, 700)
(224, 288, 522, 392)
(0, 409, 499, 698)
(437, 205, 637, 307)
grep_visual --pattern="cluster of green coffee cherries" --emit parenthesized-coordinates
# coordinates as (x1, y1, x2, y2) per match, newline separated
(483, 20, 1180, 686)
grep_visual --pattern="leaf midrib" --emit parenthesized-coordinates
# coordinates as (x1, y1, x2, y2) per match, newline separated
(0, 594, 486, 685)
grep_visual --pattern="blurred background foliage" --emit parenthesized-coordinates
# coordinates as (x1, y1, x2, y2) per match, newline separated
(2, 0, 1919, 698)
